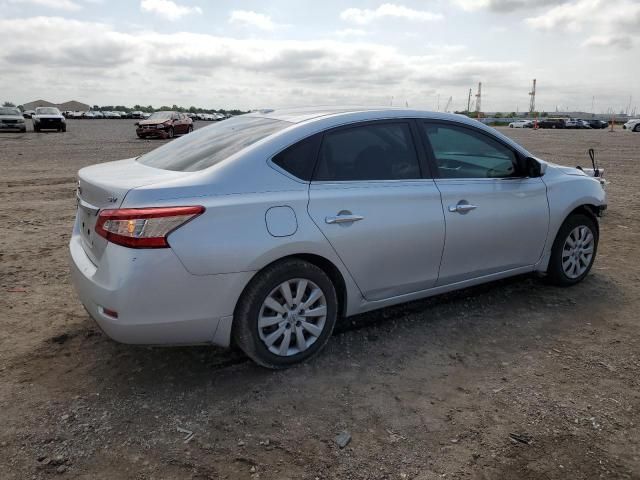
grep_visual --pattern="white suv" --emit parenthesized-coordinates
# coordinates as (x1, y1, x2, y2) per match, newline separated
(623, 119, 640, 132)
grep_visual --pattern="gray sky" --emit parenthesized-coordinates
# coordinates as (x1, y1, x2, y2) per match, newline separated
(1, 0, 638, 113)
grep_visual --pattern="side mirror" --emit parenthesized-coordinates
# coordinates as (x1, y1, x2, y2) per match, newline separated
(524, 156, 544, 177)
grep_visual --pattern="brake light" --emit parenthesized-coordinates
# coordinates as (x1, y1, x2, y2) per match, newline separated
(95, 206, 204, 248)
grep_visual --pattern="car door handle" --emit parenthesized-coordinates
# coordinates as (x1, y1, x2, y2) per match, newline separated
(325, 214, 364, 224)
(448, 203, 478, 213)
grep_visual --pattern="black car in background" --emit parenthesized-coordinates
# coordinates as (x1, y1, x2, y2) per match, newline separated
(583, 119, 608, 129)
(538, 118, 567, 129)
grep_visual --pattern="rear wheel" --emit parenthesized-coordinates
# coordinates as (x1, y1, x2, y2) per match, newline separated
(546, 213, 598, 286)
(188, 125, 193, 133)
(233, 259, 338, 369)
(634, 124, 640, 132)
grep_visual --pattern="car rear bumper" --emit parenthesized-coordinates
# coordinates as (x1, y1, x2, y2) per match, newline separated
(69, 233, 253, 346)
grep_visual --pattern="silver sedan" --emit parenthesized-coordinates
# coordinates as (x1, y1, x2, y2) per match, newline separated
(70, 107, 607, 368)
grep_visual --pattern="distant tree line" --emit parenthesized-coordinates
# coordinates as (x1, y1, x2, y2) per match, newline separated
(91, 104, 248, 115)
(454, 110, 549, 118)
(2, 100, 247, 115)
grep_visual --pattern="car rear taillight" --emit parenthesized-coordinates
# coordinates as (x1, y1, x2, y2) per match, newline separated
(95, 206, 204, 248)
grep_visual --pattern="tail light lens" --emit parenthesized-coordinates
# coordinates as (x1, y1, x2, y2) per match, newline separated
(95, 206, 204, 248)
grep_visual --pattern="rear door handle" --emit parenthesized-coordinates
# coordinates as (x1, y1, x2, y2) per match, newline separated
(325, 214, 364, 224)
(448, 203, 478, 214)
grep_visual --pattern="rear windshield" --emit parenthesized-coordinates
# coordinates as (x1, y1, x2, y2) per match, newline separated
(137, 116, 289, 172)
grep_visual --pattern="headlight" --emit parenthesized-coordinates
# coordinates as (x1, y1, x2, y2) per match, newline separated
(156, 124, 165, 129)
(17, 119, 25, 123)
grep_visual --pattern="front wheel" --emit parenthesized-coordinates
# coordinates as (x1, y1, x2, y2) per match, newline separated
(634, 124, 640, 132)
(546, 213, 598, 286)
(187, 125, 193, 133)
(167, 127, 174, 138)
(233, 259, 338, 369)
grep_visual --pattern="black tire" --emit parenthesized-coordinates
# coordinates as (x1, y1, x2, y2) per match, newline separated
(546, 213, 598, 286)
(233, 259, 338, 369)
(167, 127, 174, 138)
(61, 125, 66, 132)
(188, 125, 193, 133)
(634, 124, 640, 132)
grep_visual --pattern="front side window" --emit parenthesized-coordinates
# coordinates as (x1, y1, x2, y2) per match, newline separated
(313, 122, 421, 181)
(422, 123, 519, 179)
(137, 115, 289, 172)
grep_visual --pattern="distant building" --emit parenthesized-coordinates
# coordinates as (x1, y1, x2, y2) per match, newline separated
(22, 99, 57, 110)
(21, 99, 90, 112)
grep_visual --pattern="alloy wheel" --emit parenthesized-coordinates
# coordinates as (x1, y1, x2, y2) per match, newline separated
(562, 225, 595, 279)
(257, 278, 327, 357)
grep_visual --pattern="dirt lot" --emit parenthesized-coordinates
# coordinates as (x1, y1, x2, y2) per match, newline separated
(1, 119, 639, 479)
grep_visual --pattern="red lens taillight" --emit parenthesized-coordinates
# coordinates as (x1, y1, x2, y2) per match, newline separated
(95, 206, 204, 248)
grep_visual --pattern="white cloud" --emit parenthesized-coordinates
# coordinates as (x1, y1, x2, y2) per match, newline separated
(7, 0, 82, 10)
(452, 0, 566, 12)
(228, 10, 277, 31)
(340, 3, 443, 25)
(140, 0, 202, 21)
(525, 0, 640, 48)
(334, 28, 368, 37)
(0, 15, 525, 110)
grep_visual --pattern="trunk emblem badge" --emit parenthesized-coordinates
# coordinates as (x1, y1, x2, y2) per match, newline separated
(107, 196, 118, 203)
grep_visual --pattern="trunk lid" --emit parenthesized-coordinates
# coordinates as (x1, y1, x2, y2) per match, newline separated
(76, 158, 191, 265)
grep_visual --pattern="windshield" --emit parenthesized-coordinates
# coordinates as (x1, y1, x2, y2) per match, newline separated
(36, 107, 60, 115)
(0, 107, 20, 115)
(137, 116, 289, 172)
(148, 111, 173, 121)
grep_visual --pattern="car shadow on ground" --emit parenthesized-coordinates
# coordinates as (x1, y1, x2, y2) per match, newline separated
(7, 270, 622, 400)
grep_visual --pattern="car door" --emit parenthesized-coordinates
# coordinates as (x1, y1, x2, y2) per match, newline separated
(172, 113, 183, 133)
(307, 120, 446, 301)
(419, 121, 549, 286)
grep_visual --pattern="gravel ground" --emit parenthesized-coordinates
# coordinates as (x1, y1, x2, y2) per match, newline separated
(1, 119, 639, 479)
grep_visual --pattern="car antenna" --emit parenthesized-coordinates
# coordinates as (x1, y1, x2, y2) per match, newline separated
(588, 148, 600, 177)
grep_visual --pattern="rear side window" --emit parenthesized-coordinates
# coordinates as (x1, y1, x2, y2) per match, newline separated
(272, 135, 321, 181)
(137, 116, 289, 172)
(313, 122, 421, 181)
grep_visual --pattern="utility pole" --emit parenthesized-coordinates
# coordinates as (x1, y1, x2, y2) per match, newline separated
(475, 82, 482, 113)
(528, 79, 536, 114)
(467, 88, 472, 112)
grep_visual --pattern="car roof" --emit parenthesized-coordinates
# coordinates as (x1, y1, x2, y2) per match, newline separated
(245, 106, 489, 127)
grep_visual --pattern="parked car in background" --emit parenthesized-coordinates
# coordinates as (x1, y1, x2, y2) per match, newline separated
(72, 111, 85, 119)
(131, 111, 145, 119)
(508, 120, 533, 128)
(33, 107, 66, 132)
(83, 111, 96, 119)
(538, 118, 567, 129)
(103, 111, 121, 119)
(565, 118, 590, 129)
(23, 110, 35, 119)
(584, 119, 608, 129)
(116, 111, 131, 119)
(135, 111, 193, 139)
(0, 106, 27, 132)
(71, 107, 607, 368)
(623, 119, 640, 132)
